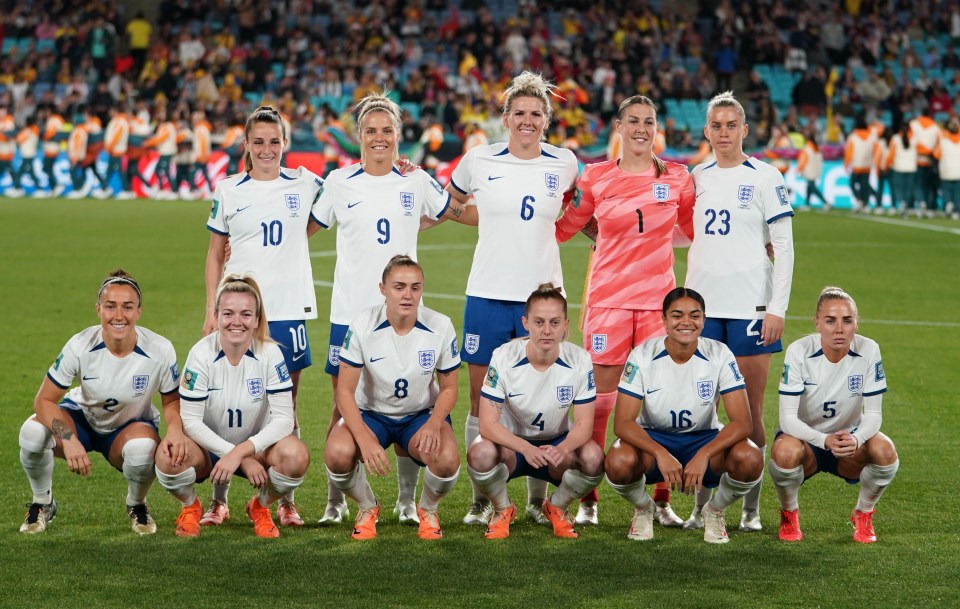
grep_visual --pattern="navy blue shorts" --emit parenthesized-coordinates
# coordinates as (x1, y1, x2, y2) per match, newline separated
(198, 451, 248, 483)
(702, 317, 782, 357)
(361, 409, 452, 466)
(461, 296, 527, 365)
(507, 432, 566, 486)
(60, 402, 157, 471)
(775, 431, 859, 484)
(325, 323, 349, 376)
(268, 320, 312, 373)
(643, 428, 722, 488)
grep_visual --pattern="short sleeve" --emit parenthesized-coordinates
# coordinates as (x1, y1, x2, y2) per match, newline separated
(437, 319, 461, 374)
(617, 348, 645, 400)
(572, 352, 596, 405)
(337, 323, 364, 368)
(179, 346, 210, 401)
(308, 174, 325, 222)
(863, 342, 887, 397)
(311, 174, 337, 229)
(207, 181, 229, 235)
(449, 148, 475, 195)
(479, 348, 505, 403)
(265, 343, 294, 393)
(46, 338, 79, 390)
(778, 342, 805, 396)
(159, 342, 181, 394)
(555, 166, 597, 241)
(421, 170, 451, 220)
(717, 346, 746, 395)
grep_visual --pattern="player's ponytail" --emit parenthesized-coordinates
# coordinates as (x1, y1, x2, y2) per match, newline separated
(815, 286, 858, 318)
(381, 254, 422, 283)
(215, 274, 271, 345)
(243, 106, 286, 173)
(525, 283, 567, 317)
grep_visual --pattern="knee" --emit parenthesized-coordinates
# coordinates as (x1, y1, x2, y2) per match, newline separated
(604, 445, 640, 485)
(323, 436, 357, 474)
(121, 436, 158, 468)
(430, 448, 461, 478)
(728, 442, 764, 480)
(275, 439, 311, 477)
(577, 441, 605, 477)
(467, 439, 499, 471)
(866, 435, 898, 465)
(19, 417, 54, 453)
(770, 436, 805, 469)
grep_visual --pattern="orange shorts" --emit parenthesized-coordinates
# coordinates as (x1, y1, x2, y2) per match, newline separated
(583, 307, 664, 365)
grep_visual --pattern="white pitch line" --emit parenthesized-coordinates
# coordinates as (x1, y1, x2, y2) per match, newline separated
(311, 241, 588, 258)
(312, 280, 960, 324)
(842, 213, 960, 236)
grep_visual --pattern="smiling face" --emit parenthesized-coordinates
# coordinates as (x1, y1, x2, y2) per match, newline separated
(360, 110, 400, 166)
(662, 296, 704, 350)
(504, 96, 548, 151)
(245, 121, 285, 178)
(217, 292, 259, 351)
(380, 265, 424, 322)
(616, 102, 658, 159)
(522, 297, 568, 356)
(815, 299, 858, 357)
(704, 106, 748, 162)
(96, 284, 141, 343)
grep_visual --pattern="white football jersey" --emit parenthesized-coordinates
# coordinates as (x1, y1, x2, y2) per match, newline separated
(312, 165, 450, 325)
(179, 333, 294, 456)
(339, 304, 460, 417)
(618, 336, 745, 433)
(207, 166, 323, 321)
(46, 326, 179, 434)
(450, 143, 578, 301)
(685, 158, 793, 319)
(480, 339, 596, 440)
(778, 334, 886, 436)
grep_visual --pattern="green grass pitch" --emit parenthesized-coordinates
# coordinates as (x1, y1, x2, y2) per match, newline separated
(0, 198, 958, 608)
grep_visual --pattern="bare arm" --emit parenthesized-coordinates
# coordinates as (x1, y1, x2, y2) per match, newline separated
(203, 232, 229, 335)
(335, 363, 391, 475)
(34, 378, 90, 476)
(158, 390, 190, 467)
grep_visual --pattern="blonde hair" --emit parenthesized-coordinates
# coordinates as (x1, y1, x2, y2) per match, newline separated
(97, 268, 142, 306)
(815, 286, 858, 318)
(617, 95, 668, 178)
(354, 91, 402, 165)
(706, 91, 747, 124)
(243, 106, 286, 172)
(381, 254, 422, 283)
(525, 283, 567, 317)
(215, 274, 270, 344)
(502, 71, 557, 138)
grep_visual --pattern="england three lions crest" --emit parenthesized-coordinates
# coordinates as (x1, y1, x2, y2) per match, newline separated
(418, 349, 436, 370)
(697, 380, 715, 401)
(738, 185, 754, 203)
(464, 333, 480, 355)
(848, 374, 864, 393)
(247, 378, 264, 398)
(400, 192, 415, 212)
(556, 385, 574, 404)
(653, 183, 670, 202)
(592, 334, 607, 354)
(285, 193, 301, 212)
(132, 375, 149, 393)
(545, 173, 560, 193)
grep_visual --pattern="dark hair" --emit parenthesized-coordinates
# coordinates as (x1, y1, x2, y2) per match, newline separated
(381, 254, 423, 283)
(97, 268, 142, 306)
(525, 283, 567, 317)
(616, 95, 668, 178)
(661, 287, 705, 316)
(243, 106, 286, 172)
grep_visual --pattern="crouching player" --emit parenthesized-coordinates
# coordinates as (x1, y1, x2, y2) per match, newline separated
(325, 256, 461, 540)
(605, 288, 763, 543)
(770, 287, 898, 543)
(154, 275, 309, 538)
(466, 284, 604, 540)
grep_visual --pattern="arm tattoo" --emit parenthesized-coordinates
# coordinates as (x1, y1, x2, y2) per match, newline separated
(449, 205, 463, 218)
(580, 216, 599, 242)
(51, 419, 74, 441)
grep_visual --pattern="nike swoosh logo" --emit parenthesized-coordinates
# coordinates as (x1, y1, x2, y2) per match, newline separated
(208, 387, 222, 391)
(347, 201, 362, 208)
(82, 375, 98, 380)
(803, 381, 818, 386)
(646, 388, 662, 394)
(507, 392, 524, 398)
(235, 205, 252, 213)
(696, 191, 705, 198)
(292, 353, 306, 361)
(755, 339, 765, 346)
(487, 176, 504, 181)
(370, 356, 386, 362)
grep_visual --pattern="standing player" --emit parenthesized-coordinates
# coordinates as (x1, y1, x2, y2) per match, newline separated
(466, 285, 603, 539)
(144, 109, 178, 198)
(18, 270, 179, 535)
(311, 92, 456, 526)
(11, 116, 41, 197)
(844, 115, 877, 212)
(103, 104, 134, 199)
(446, 72, 579, 526)
(40, 105, 66, 196)
(605, 288, 763, 543)
(155, 275, 308, 538)
(203, 105, 323, 528)
(910, 107, 941, 215)
(934, 117, 960, 219)
(684, 91, 795, 532)
(325, 256, 461, 540)
(555, 95, 695, 526)
(770, 287, 898, 543)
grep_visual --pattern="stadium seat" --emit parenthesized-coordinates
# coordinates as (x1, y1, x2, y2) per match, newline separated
(400, 101, 421, 121)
